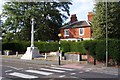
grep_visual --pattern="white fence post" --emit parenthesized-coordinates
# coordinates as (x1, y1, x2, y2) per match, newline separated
(45, 53, 47, 59)
(78, 54, 80, 62)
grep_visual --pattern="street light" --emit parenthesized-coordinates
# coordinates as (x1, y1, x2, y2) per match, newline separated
(106, 0, 108, 67)
(58, 33, 62, 65)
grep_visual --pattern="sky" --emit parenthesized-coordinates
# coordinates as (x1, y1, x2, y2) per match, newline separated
(66, 0, 94, 22)
(0, 0, 94, 22)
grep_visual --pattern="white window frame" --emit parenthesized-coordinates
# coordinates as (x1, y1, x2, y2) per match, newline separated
(79, 28, 84, 36)
(64, 29, 69, 36)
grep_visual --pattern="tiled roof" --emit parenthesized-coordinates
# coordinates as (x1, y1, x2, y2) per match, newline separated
(61, 20, 91, 29)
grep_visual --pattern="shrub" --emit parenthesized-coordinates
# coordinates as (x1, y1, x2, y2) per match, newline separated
(83, 40, 97, 56)
(2, 41, 30, 53)
(70, 42, 86, 54)
(95, 40, 106, 62)
(35, 42, 59, 52)
(108, 39, 120, 64)
(61, 41, 70, 53)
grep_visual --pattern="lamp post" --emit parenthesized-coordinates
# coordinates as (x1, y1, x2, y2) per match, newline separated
(58, 33, 61, 65)
(106, 0, 108, 67)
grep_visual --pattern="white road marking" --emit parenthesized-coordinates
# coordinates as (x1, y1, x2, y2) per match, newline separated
(6, 66, 21, 70)
(59, 75, 66, 78)
(5, 70, 13, 72)
(70, 73, 76, 75)
(0, 77, 3, 80)
(8, 72, 38, 79)
(50, 67, 74, 71)
(51, 65, 56, 67)
(25, 70, 53, 75)
(19, 68, 23, 70)
(41, 68, 65, 73)
(114, 73, 118, 75)
(85, 69, 90, 72)
(71, 76, 77, 78)
(79, 72, 84, 73)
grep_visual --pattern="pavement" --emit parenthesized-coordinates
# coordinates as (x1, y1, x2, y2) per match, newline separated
(1, 54, 120, 77)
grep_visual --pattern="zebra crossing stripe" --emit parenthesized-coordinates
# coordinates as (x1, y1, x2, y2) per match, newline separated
(0, 77, 3, 80)
(25, 70, 53, 75)
(50, 67, 74, 71)
(40, 68, 65, 73)
(8, 72, 38, 79)
(5, 70, 13, 72)
(70, 73, 76, 75)
(79, 71, 84, 73)
(59, 75, 66, 78)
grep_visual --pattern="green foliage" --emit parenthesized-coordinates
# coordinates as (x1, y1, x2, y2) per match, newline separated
(70, 42, 86, 54)
(61, 41, 70, 52)
(35, 42, 58, 52)
(95, 40, 106, 61)
(83, 40, 97, 55)
(83, 39, 120, 64)
(108, 39, 120, 64)
(2, 2, 72, 41)
(92, 2, 120, 39)
(2, 40, 120, 64)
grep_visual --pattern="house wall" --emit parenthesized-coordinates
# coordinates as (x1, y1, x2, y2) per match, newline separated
(88, 12, 93, 22)
(60, 26, 91, 40)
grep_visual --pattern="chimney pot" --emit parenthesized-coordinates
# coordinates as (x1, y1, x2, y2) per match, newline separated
(70, 14, 78, 23)
(88, 12, 93, 22)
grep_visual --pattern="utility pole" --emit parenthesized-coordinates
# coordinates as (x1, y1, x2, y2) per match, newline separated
(106, 0, 108, 67)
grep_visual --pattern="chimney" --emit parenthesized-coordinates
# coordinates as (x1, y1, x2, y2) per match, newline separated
(70, 14, 78, 23)
(88, 12, 93, 22)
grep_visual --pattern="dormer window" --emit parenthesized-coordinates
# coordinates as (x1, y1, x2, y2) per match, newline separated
(64, 29, 69, 36)
(79, 28, 84, 36)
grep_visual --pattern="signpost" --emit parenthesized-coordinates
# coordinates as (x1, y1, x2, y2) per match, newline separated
(58, 33, 61, 65)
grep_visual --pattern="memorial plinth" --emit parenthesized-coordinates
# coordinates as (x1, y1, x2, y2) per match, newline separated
(21, 47, 40, 60)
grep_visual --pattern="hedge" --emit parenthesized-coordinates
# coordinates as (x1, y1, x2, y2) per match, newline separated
(95, 40, 106, 62)
(61, 41, 70, 53)
(2, 41, 30, 52)
(2, 39, 120, 64)
(83, 39, 120, 64)
(108, 39, 120, 65)
(34, 42, 59, 52)
(70, 42, 86, 54)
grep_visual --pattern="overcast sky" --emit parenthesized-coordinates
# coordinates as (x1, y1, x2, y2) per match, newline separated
(0, 0, 94, 22)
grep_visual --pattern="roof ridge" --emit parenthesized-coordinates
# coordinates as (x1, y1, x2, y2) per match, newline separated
(61, 20, 91, 29)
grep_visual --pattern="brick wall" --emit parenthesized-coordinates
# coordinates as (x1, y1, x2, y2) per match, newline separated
(88, 12, 93, 22)
(70, 14, 78, 23)
(60, 27, 91, 39)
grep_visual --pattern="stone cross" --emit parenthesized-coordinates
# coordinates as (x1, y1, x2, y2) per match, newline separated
(31, 18, 34, 47)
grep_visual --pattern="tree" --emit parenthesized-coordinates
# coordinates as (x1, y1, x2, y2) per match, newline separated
(2, 2, 72, 41)
(92, 2, 120, 39)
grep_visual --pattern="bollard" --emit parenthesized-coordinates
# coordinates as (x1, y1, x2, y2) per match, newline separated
(78, 54, 80, 62)
(16, 51, 18, 56)
(45, 53, 47, 59)
(7, 51, 9, 56)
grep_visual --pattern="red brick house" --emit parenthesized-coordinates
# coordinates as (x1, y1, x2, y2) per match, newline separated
(60, 12, 93, 41)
